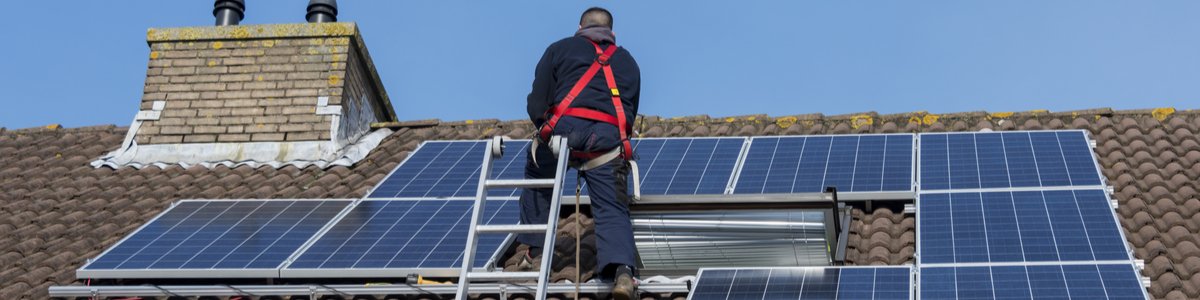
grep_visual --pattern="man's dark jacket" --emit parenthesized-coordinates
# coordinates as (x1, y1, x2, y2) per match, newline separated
(527, 32, 641, 136)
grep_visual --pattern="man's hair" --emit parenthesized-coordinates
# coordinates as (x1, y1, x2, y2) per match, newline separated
(579, 7, 613, 29)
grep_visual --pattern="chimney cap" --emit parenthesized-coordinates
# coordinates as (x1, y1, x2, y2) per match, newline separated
(307, 0, 338, 23)
(213, 0, 246, 16)
(213, 0, 246, 26)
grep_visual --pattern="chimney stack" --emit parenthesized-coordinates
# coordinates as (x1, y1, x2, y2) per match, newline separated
(213, 0, 245, 26)
(306, 0, 338, 23)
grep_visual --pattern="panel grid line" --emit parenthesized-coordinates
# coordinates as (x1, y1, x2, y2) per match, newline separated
(786, 137, 805, 193)
(178, 201, 271, 267)
(848, 136, 863, 194)
(416, 201, 473, 267)
(111, 201, 212, 270)
(241, 201, 324, 268)
(398, 143, 454, 197)
(1068, 190, 1099, 261)
(382, 201, 453, 267)
(315, 200, 394, 268)
(144, 202, 241, 268)
(1053, 132, 1075, 186)
(695, 139, 720, 194)
(349, 200, 417, 267)
(661, 139, 694, 194)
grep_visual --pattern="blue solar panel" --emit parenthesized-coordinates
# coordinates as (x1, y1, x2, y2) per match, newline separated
(627, 138, 745, 195)
(919, 189, 1129, 264)
(367, 138, 746, 199)
(367, 141, 528, 199)
(688, 267, 911, 300)
(286, 199, 518, 271)
(919, 131, 1103, 191)
(733, 134, 914, 194)
(80, 200, 349, 277)
(560, 138, 745, 197)
(919, 263, 1146, 300)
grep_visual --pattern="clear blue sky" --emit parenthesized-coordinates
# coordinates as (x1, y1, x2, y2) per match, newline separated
(1, 1, 1197, 129)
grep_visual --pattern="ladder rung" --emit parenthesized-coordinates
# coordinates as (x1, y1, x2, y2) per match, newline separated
(467, 271, 540, 281)
(476, 224, 548, 233)
(486, 179, 556, 189)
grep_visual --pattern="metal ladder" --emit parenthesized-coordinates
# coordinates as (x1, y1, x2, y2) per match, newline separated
(456, 136, 570, 300)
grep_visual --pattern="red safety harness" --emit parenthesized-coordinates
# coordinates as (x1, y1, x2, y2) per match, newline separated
(537, 39, 633, 162)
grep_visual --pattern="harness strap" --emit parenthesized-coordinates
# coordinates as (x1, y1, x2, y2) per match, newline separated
(537, 39, 633, 167)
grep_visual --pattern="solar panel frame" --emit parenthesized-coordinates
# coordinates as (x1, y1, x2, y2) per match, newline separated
(916, 262, 1149, 300)
(729, 133, 917, 200)
(687, 266, 914, 300)
(916, 130, 1107, 192)
(916, 189, 1132, 265)
(76, 199, 355, 279)
(279, 198, 519, 278)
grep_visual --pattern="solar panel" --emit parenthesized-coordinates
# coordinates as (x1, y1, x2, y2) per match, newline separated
(919, 263, 1147, 300)
(688, 266, 911, 300)
(626, 137, 745, 195)
(78, 200, 350, 278)
(918, 189, 1130, 264)
(281, 199, 518, 277)
(733, 134, 914, 196)
(366, 141, 528, 199)
(919, 131, 1103, 191)
(366, 138, 747, 199)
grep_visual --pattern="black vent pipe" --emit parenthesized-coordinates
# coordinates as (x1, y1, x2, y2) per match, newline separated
(307, 0, 338, 23)
(213, 0, 245, 26)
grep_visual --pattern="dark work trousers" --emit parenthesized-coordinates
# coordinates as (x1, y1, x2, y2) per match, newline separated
(516, 117, 637, 278)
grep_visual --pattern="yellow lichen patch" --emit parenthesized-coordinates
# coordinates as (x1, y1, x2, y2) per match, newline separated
(775, 116, 798, 129)
(908, 115, 923, 125)
(256, 75, 264, 81)
(325, 37, 350, 46)
(207, 60, 218, 67)
(331, 54, 344, 62)
(1152, 107, 1176, 121)
(211, 41, 224, 50)
(725, 117, 736, 123)
(989, 112, 1014, 119)
(922, 114, 940, 125)
(850, 114, 874, 129)
(149, 51, 161, 60)
(263, 40, 275, 48)
(465, 120, 475, 125)
(1028, 109, 1049, 116)
(231, 27, 251, 39)
(320, 23, 356, 36)
(328, 75, 341, 86)
(45, 124, 62, 130)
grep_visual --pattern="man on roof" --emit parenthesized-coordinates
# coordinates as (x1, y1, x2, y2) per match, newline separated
(519, 6, 642, 300)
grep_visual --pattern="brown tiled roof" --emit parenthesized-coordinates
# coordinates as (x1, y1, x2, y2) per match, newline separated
(2, 108, 1198, 299)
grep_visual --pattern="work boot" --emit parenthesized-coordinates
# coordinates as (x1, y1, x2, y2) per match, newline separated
(612, 265, 638, 300)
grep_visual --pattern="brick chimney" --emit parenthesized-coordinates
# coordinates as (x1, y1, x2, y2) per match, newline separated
(94, 22, 396, 169)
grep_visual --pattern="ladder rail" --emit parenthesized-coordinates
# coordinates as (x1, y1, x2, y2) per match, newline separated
(535, 137, 571, 299)
(455, 136, 499, 298)
(456, 136, 570, 300)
